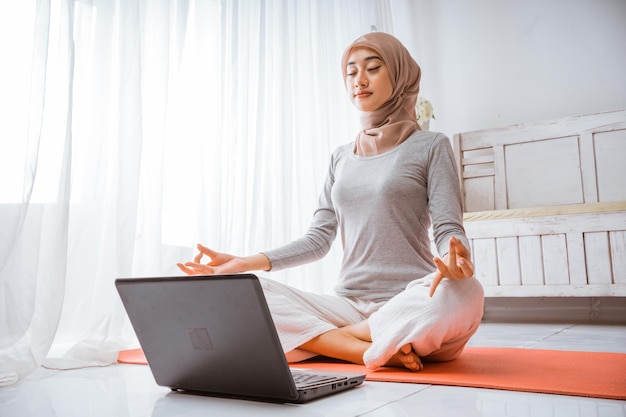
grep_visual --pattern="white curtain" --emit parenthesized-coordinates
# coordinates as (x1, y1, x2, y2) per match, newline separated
(0, 0, 395, 385)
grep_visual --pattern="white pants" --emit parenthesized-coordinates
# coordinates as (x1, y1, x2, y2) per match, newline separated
(260, 273, 485, 369)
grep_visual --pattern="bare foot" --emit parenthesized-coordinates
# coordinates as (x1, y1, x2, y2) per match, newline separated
(298, 323, 423, 371)
(385, 344, 423, 371)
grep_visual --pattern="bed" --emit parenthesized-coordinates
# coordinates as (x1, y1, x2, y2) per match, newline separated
(453, 109, 626, 297)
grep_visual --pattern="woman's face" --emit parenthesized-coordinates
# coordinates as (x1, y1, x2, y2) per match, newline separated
(345, 47, 393, 112)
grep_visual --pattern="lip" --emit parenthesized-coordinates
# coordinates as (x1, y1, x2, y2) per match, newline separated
(354, 90, 372, 99)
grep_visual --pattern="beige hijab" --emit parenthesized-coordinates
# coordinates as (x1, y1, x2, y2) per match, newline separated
(341, 32, 421, 157)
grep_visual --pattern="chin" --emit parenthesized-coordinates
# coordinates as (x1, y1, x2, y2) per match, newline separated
(354, 103, 374, 113)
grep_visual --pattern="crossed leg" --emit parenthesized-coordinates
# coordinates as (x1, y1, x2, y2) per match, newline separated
(298, 320, 423, 371)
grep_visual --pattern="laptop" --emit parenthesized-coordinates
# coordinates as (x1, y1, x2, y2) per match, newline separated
(115, 274, 365, 403)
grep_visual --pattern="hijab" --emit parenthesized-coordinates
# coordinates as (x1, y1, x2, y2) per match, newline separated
(341, 32, 421, 157)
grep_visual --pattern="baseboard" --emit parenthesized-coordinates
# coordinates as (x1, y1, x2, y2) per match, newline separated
(482, 297, 626, 324)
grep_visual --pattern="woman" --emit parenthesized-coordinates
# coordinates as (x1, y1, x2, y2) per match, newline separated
(178, 32, 484, 371)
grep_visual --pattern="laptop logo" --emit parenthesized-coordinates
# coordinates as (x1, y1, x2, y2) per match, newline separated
(187, 328, 214, 350)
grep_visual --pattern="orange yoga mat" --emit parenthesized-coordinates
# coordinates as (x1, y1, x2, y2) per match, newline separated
(117, 347, 626, 400)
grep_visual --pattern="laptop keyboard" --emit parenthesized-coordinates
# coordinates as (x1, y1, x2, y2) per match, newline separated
(291, 370, 345, 388)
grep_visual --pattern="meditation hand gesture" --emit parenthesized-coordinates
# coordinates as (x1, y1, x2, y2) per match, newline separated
(177, 244, 270, 275)
(429, 236, 474, 297)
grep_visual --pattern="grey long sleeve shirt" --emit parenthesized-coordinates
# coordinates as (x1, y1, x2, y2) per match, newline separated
(263, 131, 468, 303)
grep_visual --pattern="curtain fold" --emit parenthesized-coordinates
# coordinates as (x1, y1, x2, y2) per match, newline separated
(0, 0, 394, 385)
(0, 0, 74, 385)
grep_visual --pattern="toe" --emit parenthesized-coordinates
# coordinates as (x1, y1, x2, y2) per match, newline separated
(400, 344, 412, 354)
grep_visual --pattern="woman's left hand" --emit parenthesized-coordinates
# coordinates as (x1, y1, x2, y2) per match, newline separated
(429, 236, 474, 297)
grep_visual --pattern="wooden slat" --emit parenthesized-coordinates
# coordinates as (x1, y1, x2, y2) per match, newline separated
(462, 165, 495, 179)
(493, 145, 507, 210)
(452, 133, 463, 208)
(541, 234, 570, 285)
(566, 233, 588, 285)
(593, 128, 626, 202)
(472, 238, 499, 287)
(496, 237, 521, 286)
(518, 236, 544, 286)
(579, 132, 598, 203)
(463, 152, 494, 165)
(585, 232, 613, 285)
(610, 231, 626, 284)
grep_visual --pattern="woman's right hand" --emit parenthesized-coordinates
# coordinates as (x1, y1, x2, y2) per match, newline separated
(176, 244, 270, 275)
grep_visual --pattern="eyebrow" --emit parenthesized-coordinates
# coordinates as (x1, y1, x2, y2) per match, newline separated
(346, 56, 382, 66)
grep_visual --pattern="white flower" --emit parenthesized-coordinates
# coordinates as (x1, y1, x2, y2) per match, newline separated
(415, 97, 435, 126)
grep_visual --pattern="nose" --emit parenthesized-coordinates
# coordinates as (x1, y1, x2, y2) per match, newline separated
(354, 71, 368, 88)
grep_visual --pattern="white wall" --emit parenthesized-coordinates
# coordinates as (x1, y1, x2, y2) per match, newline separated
(390, 0, 626, 138)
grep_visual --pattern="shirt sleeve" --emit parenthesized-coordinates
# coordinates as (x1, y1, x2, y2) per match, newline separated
(427, 134, 470, 257)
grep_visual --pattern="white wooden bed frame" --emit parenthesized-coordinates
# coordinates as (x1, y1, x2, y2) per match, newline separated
(453, 110, 626, 297)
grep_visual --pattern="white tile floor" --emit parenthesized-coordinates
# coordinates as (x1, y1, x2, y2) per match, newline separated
(1, 322, 625, 417)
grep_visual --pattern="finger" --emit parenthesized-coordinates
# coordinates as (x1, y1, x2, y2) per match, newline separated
(184, 262, 216, 275)
(434, 256, 448, 273)
(197, 244, 218, 258)
(458, 257, 474, 277)
(448, 240, 470, 279)
(194, 251, 203, 263)
(429, 272, 444, 297)
(435, 254, 463, 279)
(454, 240, 471, 258)
(177, 263, 196, 275)
(450, 237, 472, 262)
(447, 238, 458, 270)
(429, 278, 441, 297)
(207, 257, 223, 267)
